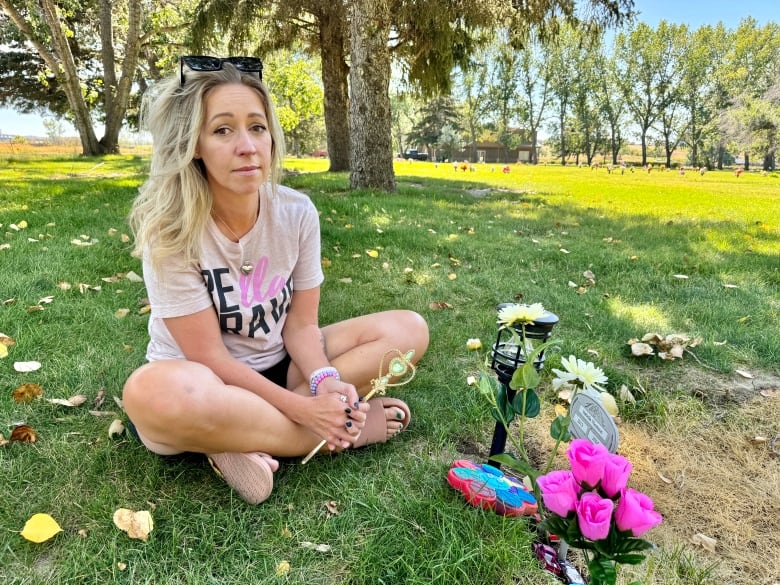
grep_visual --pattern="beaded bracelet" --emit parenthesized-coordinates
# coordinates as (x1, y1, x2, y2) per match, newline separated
(309, 366, 340, 396)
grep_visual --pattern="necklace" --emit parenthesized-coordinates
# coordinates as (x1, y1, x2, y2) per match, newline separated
(212, 211, 255, 275)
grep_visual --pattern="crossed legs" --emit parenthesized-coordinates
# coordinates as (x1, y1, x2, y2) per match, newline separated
(122, 309, 429, 458)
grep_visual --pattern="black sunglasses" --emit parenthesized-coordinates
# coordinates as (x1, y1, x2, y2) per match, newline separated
(179, 56, 263, 86)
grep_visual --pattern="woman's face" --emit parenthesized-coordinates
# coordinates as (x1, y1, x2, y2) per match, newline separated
(196, 83, 273, 200)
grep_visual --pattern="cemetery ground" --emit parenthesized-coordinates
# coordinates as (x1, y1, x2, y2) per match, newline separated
(1, 154, 778, 584)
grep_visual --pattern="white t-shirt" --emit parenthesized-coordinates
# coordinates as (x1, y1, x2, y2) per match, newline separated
(142, 184, 324, 371)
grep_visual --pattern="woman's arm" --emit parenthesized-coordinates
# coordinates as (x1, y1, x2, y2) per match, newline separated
(282, 287, 360, 406)
(163, 307, 357, 448)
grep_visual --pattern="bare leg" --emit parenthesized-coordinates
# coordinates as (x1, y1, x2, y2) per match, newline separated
(123, 310, 428, 455)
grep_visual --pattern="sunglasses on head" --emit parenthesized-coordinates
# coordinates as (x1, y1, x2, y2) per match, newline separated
(179, 55, 263, 86)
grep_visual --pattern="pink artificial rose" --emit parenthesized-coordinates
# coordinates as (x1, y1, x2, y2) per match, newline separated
(615, 488, 663, 537)
(601, 454, 633, 498)
(576, 491, 614, 541)
(567, 438, 609, 489)
(537, 470, 581, 517)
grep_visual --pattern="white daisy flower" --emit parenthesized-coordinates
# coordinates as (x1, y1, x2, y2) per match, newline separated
(551, 355, 608, 392)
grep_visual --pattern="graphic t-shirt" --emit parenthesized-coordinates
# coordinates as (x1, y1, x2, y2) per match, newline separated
(142, 184, 324, 371)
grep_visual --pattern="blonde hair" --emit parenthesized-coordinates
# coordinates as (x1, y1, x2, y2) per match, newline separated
(129, 63, 285, 271)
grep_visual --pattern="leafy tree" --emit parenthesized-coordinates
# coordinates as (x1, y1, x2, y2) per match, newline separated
(264, 51, 325, 157)
(651, 22, 687, 167)
(515, 35, 553, 164)
(0, 0, 193, 155)
(453, 47, 492, 162)
(406, 95, 461, 160)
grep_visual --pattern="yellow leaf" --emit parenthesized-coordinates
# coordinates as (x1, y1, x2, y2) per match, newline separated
(0, 344, 7, 359)
(21, 513, 62, 543)
(18, 220, 28, 229)
(275, 561, 291, 576)
(114, 308, 130, 319)
(448, 273, 457, 280)
(365, 249, 379, 258)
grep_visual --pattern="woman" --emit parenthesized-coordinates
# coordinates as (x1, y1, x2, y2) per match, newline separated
(123, 56, 429, 504)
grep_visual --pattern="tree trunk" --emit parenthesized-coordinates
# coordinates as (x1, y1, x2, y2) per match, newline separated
(319, 3, 350, 172)
(744, 152, 750, 171)
(348, 0, 395, 191)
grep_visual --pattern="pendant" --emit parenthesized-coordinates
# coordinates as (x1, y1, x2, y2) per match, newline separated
(240, 261, 254, 275)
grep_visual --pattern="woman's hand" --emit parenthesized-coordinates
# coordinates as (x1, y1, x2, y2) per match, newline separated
(311, 377, 368, 450)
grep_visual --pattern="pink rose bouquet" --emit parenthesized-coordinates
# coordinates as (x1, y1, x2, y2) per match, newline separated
(537, 439, 662, 585)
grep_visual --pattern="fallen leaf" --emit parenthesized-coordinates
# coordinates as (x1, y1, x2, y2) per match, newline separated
(120, 233, 130, 243)
(117, 562, 127, 571)
(113, 508, 154, 542)
(89, 410, 117, 417)
(559, 248, 570, 254)
(466, 375, 476, 386)
(125, 271, 143, 283)
(114, 308, 130, 319)
(749, 436, 768, 445)
(14, 362, 41, 372)
(108, 419, 125, 438)
(630, 342, 654, 357)
(57, 282, 72, 290)
(275, 561, 291, 576)
(300, 541, 332, 552)
(429, 301, 453, 310)
(657, 472, 673, 484)
(324, 500, 340, 517)
(448, 273, 457, 280)
(673, 274, 689, 279)
(554, 404, 568, 417)
(47, 394, 87, 407)
(138, 305, 151, 315)
(0, 345, 7, 359)
(365, 249, 379, 258)
(10, 425, 37, 443)
(619, 385, 636, 404)
(20, 513, 62, 543)
(690, 533, 717, 553)
(338, 277, 352, 284)
(733, 369, 753, 379)
(760, 388, 779, 398)
(722, 284, 739, 289)
(12, 383, 43, 403)
(321, 257, 332, 268)
(38, 295, 54, 304)
(77, 529, 88, 538)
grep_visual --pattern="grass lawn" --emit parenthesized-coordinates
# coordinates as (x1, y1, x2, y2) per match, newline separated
(1, 155, 778, 584)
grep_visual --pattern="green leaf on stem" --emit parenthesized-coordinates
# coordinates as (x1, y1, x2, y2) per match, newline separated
(612, 553, 648, 565)
(489, 380, 516, 424)
(549, 414, 571, 442)
(510, 361, 541, 391)
(511, 388, 540, 418)
(588, 555, 618, 585)
(489, 452, 537, 479)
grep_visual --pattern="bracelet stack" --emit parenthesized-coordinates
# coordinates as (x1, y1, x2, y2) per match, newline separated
(309, 366, 340, 396)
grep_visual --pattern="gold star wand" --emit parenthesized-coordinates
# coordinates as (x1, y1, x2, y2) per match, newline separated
(301, 349, 417, 464)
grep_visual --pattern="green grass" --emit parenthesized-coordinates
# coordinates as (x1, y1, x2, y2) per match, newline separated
(2, 156, 778, 584)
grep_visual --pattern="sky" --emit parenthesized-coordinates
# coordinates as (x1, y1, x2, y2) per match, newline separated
(0, 0, 776, 139)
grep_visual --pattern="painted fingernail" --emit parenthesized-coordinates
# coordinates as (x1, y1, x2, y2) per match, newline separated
(344, 408, 352, 414)
(354, 401, 360, 408)
(396, 412, 403, 419)
(346, 421, 353, 428)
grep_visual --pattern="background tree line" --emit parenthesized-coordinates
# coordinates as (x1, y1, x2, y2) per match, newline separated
(402, 17, 779, 171)
(0, 0, 633, 191)
(2, 0, 776, 190)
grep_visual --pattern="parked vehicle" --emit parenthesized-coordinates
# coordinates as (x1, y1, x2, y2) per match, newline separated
(402, 149, 429, 161)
